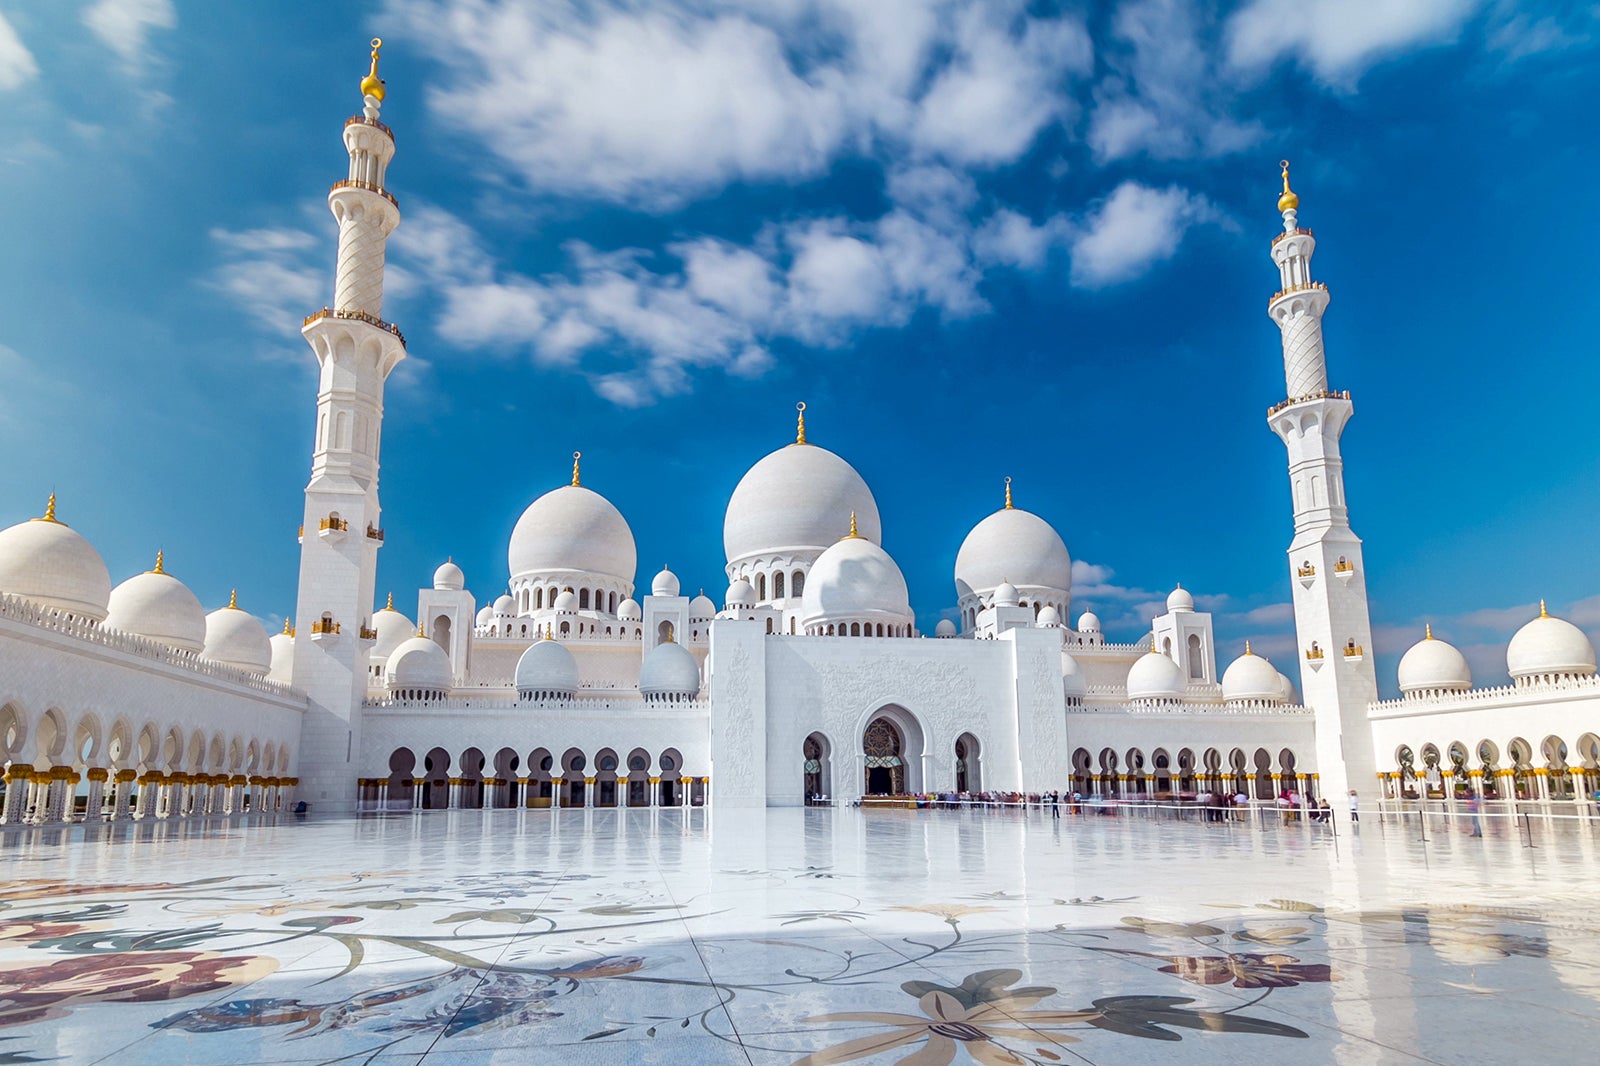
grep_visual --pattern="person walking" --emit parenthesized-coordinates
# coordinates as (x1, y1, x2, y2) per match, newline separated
(1465, 792, 1483, 836)
(1348, 790, 1359, 826)
(1050, 791, 1060, 819)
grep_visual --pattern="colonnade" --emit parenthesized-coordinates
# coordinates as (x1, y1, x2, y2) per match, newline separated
(0, 765, 297, 826)
(354, 774, 710, 811)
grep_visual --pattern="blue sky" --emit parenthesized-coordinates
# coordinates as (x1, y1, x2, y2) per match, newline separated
(0, 0, 1596, 695)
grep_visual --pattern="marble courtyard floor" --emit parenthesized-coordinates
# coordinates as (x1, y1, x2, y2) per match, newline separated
(0, 808, 1597, 1065)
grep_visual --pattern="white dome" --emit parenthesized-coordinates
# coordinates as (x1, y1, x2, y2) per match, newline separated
(1221, 647, 1284, 703)
(201, 599, 271, 673)
(515, 638, 579, 697)
(104, 562, 206, 653)
(0, 504, 112, 621)
(1061, 651, 1086, 698)
(267, 629, 294, 685)
(1166, 585, 1194, 613)
(1277, 671, 1299, 705)
(724, 441, 881, 566)
(617, 597, 642, 622)
(993, 581, 1020, 608)
(801, 535, 912, 628)
(509, 485, 637, 584)
(385, 636, 453, 694)
(1077, 611, 1101, 633)
(1398, 630, 1473, 694)
(553, 589, 578, 612)
(493, 593, 516, 615)
(725, 579, 756, 607)
(652, 567, 681, 597)
(475, 605, 495, 626)
(433, 559, 465, 591)
(1507, 608, 1597, 681)
(935, 618, 957, 637)
(953, 505, 1072, 603)
(1126, 650, 1184, 702)
(1037, 604, 1061, 627)
(640, 640, 701, 699)
(689, 593, 716, 619)
(372, 605, 415, 662)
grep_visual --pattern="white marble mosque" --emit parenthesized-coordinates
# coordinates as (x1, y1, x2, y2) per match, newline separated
(0, 41, 1596, 830)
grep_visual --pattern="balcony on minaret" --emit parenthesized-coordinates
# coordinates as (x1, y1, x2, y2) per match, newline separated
(303, 307, 407, 349)
(1266, 389, 1351, 418)
(366, 524, 385, 542)
(359, 624, 379, 641)
(318, 514, 350, 540)
(1271, 226, 1314, 247)
(1333, 557, 1355, 583)
(1342, 639, 1364, 662)
(310, 616, 342, 641)
(1297, 561, 1317, 587)
(1305, 641, 1325, 670)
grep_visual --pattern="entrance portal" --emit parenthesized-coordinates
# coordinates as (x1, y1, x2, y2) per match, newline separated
(863, 717, 904, 795)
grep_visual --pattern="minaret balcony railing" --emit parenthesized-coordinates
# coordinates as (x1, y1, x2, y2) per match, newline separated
(1267, 280, 1327, 305)
(344, 114, 394, 140)
(1342, 640, 1364, 659)
(310, 618, 341, 636)
(1271, 226, 1314, 247)
(303, 308, 407, 348)
(359, 625, 379, 641)
(329, 178, 398, 209)
(1296, 563, 1316, 578)
(319, 516, 350, 533)
(1333, 558, 1355, 574)
(1267, 389, 1350, 417)
(366, 524, 385, 542)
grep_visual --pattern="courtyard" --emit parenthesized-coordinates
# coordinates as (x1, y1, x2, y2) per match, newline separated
(0, 807, 1596, 1064)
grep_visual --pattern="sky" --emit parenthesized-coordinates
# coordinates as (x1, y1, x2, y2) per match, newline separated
(0, 0, 1596, 697)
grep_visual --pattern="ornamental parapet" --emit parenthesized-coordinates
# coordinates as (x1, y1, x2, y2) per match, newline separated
(1271, 226, 1314, 246)
(0, 591, 298, 700)
(303, 307, 407, 348)
(365, 694, 710, 713)
(344, 114, 394, 140)
(366, 524, 385, 541)
(1066, 701, 1311, 718)
(1369, 673, 1600, 714)
(310, 618, 341, 636)
(329, 178, 398, 209)
(1267, 389, 1350, 417)
(1268, 280, 1328, 304)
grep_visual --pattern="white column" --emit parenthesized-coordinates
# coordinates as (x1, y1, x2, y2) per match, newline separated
(84, 771, 107, 822)
(0, 769, 27, 824)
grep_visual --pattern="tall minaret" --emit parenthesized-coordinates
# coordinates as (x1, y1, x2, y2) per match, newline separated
(291, 39, 406, 811)
(1265, 161, 1379, 807)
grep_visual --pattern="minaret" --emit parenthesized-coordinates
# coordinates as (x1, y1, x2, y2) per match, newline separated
(1265, 161, 1379, 808)
(291, 39, 406, 811)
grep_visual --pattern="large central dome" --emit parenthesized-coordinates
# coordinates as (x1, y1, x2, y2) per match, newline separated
(724, 442, 881, 566)
(954, 505, 1072, 601)
(508, 484, 637, 584)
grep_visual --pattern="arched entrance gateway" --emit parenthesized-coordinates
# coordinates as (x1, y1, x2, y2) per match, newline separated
(860, 706, 925, 796)
(803, 732, 832, 803)
(954, 733, 981, 793)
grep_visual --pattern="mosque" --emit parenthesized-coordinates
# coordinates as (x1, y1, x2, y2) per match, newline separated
(0, 42, 1595, 826)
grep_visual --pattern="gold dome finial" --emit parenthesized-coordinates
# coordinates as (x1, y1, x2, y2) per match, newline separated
(282, 616, 293, 636)
(571, 451, 582, 487)
(417, 621, 426, 637)
(796, 402, 807, 445)
(1245, 640, 1253, 655)
(1539, 599, 1548, 618)
(37, 493, 59, 524)
(151, 550, 165, 575)
(228, 588, 239, 610)
(360, 37, 386, 102)
(1425, 623, 1433, 640)
(844, 511, 859, 539)
(1004, 476, 1013, 510)
(546, 622, 554, 640)
(385, 592, 394, 611)
(1277, 159, 1299, 214)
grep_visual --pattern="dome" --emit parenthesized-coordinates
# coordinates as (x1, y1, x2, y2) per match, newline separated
(433, 559, 465, 591)
(267, 626, 294, 685)
(725, 579, 756, 607)
(953, 504, 1072, 603)
(0, 500, 112, 621)
(724, 439, 881, 566)
(617, 597, 642, 622)
(104, 557, 206, 653)
(935, 618, 957, 638)
(1166, 585, 1194, 613)
(801, 534, 912, 628)
(640, 640, 701, 700)
(385, 635, 453, 695)
(1398, 628, 1472, 694)
(689, 593, 716, 619)
(652, 567, 681, 597)
(1221, 646, 1284, 703)
(475, 605, 494, 626)
(1277, 671, 1299, 705)
(1126, 650, 1184, 702)
(509, 484, 637, 584)
(1061, 651, 1086, 698)
(1077, 612, 1101, 634)
(515, 638, 579, 698)
(1037, 604, 1061, 627)
(201, 595, 271, 673)
(1506, 605, 1597, 682)
(553, 589, 578, 612)
(372, 601, 415, 662)
(993, 581, 1019, 608)
(493, 593, 516, 615)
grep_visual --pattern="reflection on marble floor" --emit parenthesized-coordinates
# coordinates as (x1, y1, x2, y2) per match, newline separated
(0, 808, 1597, 1064)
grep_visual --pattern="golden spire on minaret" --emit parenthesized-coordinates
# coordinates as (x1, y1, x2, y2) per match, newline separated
(228, 589, 239, 610)
(150, 550, 165, 575)
(385, 592, 394, 611)
(795, 402, 808, 445)
(1539, 599, 1549, 618)
(1245, 640, 1253, 655)
(1004, 476, 1013, 510)
(1425, 623, 1433, 640)
(417, 621, 426, 637)
(844, 511, 860, 539)
(360, 37, 386, 102)
(571, 451, 582, 487)
(1277, 159, 1299, 214)
(282, 616, 294, 636)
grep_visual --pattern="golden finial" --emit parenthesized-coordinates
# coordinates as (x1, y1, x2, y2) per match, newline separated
(417, 621, 425, 637)
(1004, 476, 1013, 510)
(228, 588, 239, 610)
(385, 592, 394, 611)
(796, 402, 807, 445)
(571, 451, 582, 487)
(1245, 640, 1253, 656)
(546, 623, 554, 640)
(151, 550, 165, 575)
(1425, 623, 1433, 640)
(1149, 636, 1157, 653)
(360, 37, 386, 102)
(282, 616, 293, 636)
(844, 511, 860, 539)
(35, 493, 59, 524)
(1277, 159, 1299, 214)
(1539, 599, 1548, 618)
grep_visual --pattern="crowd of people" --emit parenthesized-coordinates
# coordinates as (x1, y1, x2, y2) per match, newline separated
(842, 788, 1341, 824)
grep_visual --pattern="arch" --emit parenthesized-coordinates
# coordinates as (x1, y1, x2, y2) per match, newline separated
(773, 571, 785, 599)
(579, 588, 590, 610)
(860, 705, 926, 796)
(1176, 748, 1196, 793)
(1098, 747, 1119, 796)
(34, 709, 67, 767)
(1575, 733, 1600, 802)
(657, 619, 675, 645)
(1419, 743, 1442, 798)
(0, 703, 28, 768)
(207, 732, 227, 774)
(1253, 747, 1273, 800)
(756, 573, 766, 600)
(422, 747, 451, 809)
(106, 718, 135, 771)
(560, 748, 587, 807)
(792, 570, 804, 596)
(458, 747, 486, 809)
(594, 748, 620, 807)
(658, 747, 684, 806)
(70, 712, 105, 771)
(1186, 634, 1203, 679)
(489, 746, 520, 808)
(387, 748, 416, 810)
(1542, 735, 1572, 800)
(1279, 748, 1302, 799)
(624, 747, 651, 807)
(1152, 748, 1173, 794)
(1071, 747, 1092, 796)
(803, 733, 833, 804)
(1124, 747, 1147, 795)
(954, 732, 982, 793)
(432, 615, 452, 655)
(1507, 737, 1533, 799)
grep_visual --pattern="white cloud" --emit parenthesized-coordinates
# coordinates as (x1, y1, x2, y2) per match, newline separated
(974, 209, 1067, 270)
(0, 13, 39, 91)
(1068, 182, 1216, 288)
(82, 0, 176, 67)
(207, 226, 328, 337)
(1225, 0, 1483, 88)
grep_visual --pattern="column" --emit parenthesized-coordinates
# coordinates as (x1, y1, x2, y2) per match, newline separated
(584, 776, 596, 808)
(85, 768, 107, 822)
(448, 778, 461, 810)
(376, 777, 389, 811)
(1, 767, 28, 824)
(679, 775, 691, 807)
(413, 777, 425, 810)
(550, 775, 563, 810)
(516, 776, 529, 810)
(701, 775, 712, 807)
(648, 777, 660, 808)
(111, 770, 135, 821)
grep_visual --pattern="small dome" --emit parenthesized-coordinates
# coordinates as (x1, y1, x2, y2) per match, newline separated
(104, 559, 206, 653)
(1277, 671, 1299, 705)
(433, 559, 465, 591)
(201, 596, 272, 673)
(385, 635, 453, 695)
(640, 640, 701, 700)
(1126, 650, 1184, 702)
(1398, 628, 1472, 694)
(0, 501, 112, 621)
(1076, 611, 1101, 634)
(1061, 651, 1086, 698)
(617, 597, 642, 622)
(475, 605, 495, 626)
(724, 439, 881, 567)
(1166, 585, 1194, 613)
(1506, 605, 1597, 682)
(725, 579, 756, 607)
(652, 567, 681, 597)
(1037, 604, 1061, 627)
(935, 618, 958, 638)
(689, 593, 716, 620)
(509, 484, 637, 585)
(372, 602, 415, 662)
(1221, 646, 1284, 703)
(953, 504, 1072, 604)
(801, 535, 912, 629)
(493, 593, 516, 615)
(993, 581, 1019, 608)
(553, 589, 578, 612)
(267, 627, 294, 685)
(515, 638, 579, 698)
